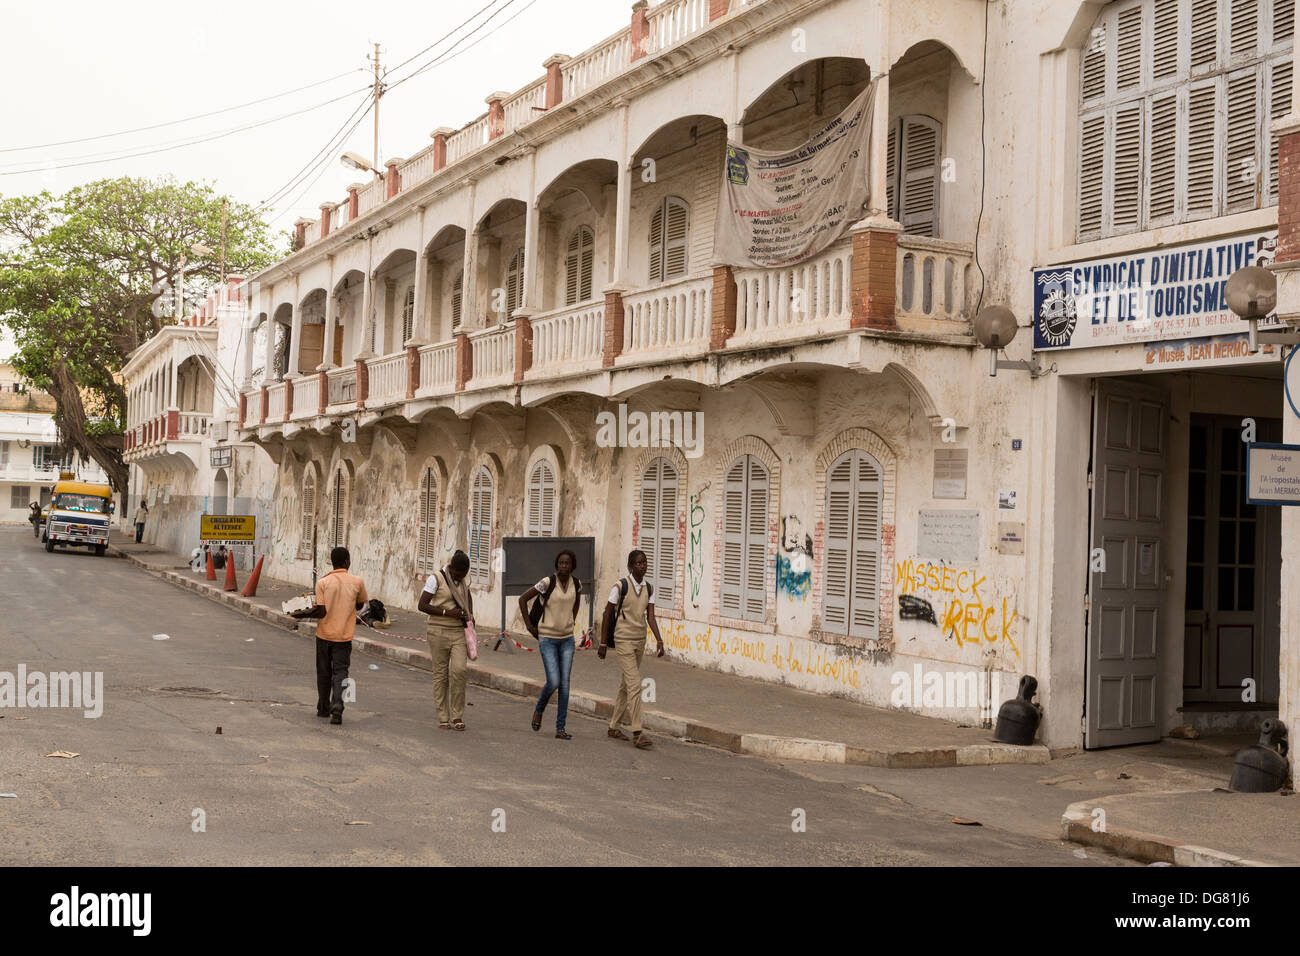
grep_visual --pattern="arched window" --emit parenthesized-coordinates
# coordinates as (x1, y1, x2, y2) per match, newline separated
(648, 196, 689, 284)
(451, 270, 464, 329)
(505, 247, 525, 317)
(402, 285, 415, 344)
(565, 226, 595, 305)
(298, 471, 316, 560)
(639, 457, 678, 606)
(469, 466, 494, 587)
(330, 466, 349, 550)
(885, 115, 942, 238)
(720, 455, 768, 621)
(212, 469, 229, 517)
(1078, 0, 1293, 241)
(822, 449, 882, 639)
(416, 466, 439, 574)
(526, 460, 557, 537)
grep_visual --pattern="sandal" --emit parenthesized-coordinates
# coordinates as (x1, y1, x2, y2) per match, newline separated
(555, 730, 572, 740)
(607, 728, 630, 741)
(439, 722, 452, 730)
(633, 733, 653, 749)
(531, 711, 542, 732)
(452, 719, 466, 731)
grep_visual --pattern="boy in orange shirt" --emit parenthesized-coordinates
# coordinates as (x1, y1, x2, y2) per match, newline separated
(293, 546, 369, 725)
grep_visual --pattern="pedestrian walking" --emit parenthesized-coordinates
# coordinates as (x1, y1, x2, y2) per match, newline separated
(418, 550, 475, 731)
(291, 546, 368, 725)
(133, 500, 148, 543)
(518, 549, 582, 739)
(598, 549, 664, 749)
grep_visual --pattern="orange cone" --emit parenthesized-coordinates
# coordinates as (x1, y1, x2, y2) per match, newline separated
(205, 551, 216, 581)
(241, 555, 264, 597)
(223, 555, 239, 592)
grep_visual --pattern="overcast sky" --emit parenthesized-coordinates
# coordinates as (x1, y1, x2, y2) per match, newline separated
(1, 0, 630, 243)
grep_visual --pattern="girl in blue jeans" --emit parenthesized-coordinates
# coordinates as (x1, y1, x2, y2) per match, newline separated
(519, 550, 582, 739)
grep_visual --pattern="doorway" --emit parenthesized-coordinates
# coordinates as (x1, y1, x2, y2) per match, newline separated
(212, 469, 229, 517)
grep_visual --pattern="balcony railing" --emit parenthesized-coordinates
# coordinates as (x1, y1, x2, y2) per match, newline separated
(896, 236, 976, 325)
(502, 79, 547, 135)
(448, 114, 491, 164)
(468, 324, 516, 386)
(247, 389, 263, 424)
(367, 353, 408, 403)
(292, 375, 320, 419)
(418, 341, 457, 393)
(645, 0, 711, 55)
(178, 412, 210, 437)
(562, 32, 631, 99)
(329, 202, 349, 233)
(622, 274, 712, 359)
(265, 382, 287, 420)
(356, 178, 384, 217)
(733, 241, 853, 342)
(528, 302, 605, 375)
(326, 367, 358, 406)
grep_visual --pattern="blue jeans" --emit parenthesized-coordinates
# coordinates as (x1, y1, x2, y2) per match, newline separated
(535, 636, 574, 732)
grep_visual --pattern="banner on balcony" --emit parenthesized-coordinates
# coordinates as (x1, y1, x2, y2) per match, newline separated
(712, 80, 877, 270)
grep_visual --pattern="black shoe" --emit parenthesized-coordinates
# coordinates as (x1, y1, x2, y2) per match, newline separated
(317, 708, 330, 718)
(531, 711, 542, 732)
(555, 730, 572, 740)
(330, 707, 343, 725)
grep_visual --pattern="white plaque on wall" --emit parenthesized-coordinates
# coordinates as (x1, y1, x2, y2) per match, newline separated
(917, 509, 981, 564)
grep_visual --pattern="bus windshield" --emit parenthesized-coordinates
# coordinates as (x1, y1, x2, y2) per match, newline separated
(53, 493, 110, 515)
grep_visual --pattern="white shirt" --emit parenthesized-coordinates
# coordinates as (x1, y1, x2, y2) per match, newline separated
(608, 576, 654, 605)
(422, 572, 448, 595)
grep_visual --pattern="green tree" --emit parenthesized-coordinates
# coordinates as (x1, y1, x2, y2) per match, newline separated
(0, 176, 281, 499)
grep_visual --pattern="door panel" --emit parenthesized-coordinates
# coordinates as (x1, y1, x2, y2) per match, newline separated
(298, 323, 324, 374)
(1087, 378, 1168, 748)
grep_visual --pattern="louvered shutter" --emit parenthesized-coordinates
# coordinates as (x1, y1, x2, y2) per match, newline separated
(1148, 93, 1178, 222)
(470, 467, 493, 586)
(1231, 0, 1260, 60)
(1078, 114, 1106, 238)
(402, 286, 415, 344)
(1191, 0, 1219, 70)
(299, 472, 316, 561)
(1270, 60, 1292, 203)
(720, 457, 746, 617)
(564, 227, 595, 305)
(1226, 70, 1261, 211)
(743, 457, 768, 621)
(451, 271, 463, 329)
(648, 206, 663, 283)
(1115, 6, 1143, 91)
(657, 463, 677, 606)
(1112, 104, 1144, 231)
(1152, 0, 1179, 80)
(822, 456, 852, 633)
(885, 122, 898, 220)
(1082, 20, 1107, 101)
(331, 469, 346, 549)
(1186, 81, 1219, 217)
(579, 233, 594, 302)
(663, 197, 689, 280)
(505, 248, 524, 317)
(0, 441, 8, 468)
(417, 467, 438, 573)
(850, 452, 881, 639)
(639, 460, 660, 581)
(1276, 0, 1295, 43)
(526, 460, 556, 537)
(899, 116, 940, 238)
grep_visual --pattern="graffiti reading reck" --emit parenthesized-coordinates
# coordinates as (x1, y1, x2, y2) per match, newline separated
(894, 558, 1019, 657)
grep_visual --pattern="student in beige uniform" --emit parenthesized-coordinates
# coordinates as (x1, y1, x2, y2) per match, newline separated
(598, 549, 664, 749)
(519, 549, 582, 739)
(417, 550, 474, 730)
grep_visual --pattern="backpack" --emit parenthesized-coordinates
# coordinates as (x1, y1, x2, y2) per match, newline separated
(528, 575, 581, 629)
(602, 577, 653, 646)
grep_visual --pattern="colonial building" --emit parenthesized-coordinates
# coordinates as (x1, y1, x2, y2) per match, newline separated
(163, 0, 1299, 769)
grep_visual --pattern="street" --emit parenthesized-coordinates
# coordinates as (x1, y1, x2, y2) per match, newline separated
(0, 527, 1123, 866)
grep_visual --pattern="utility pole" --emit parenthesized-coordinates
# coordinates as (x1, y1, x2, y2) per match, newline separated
(219, 198, 227, 285)
(369, 41, 383, 174)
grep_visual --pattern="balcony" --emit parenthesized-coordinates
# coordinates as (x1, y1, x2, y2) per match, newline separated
(123, 409, 210, 470)
(733, 241, 854, 346)
(467, 324, 516, 390)
(620, 274, 712, 364)
(527, 302, 605, 378)
(0, 460, 63, 484)
(895, 236, 977, 331)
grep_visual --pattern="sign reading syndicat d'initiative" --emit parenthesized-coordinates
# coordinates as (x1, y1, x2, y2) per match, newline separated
(1032, 230, 1279, 351)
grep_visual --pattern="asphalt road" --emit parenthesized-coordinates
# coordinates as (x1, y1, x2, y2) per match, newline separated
(0, 526, 1125, 866)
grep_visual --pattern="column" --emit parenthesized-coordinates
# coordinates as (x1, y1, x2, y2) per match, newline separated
(411, 206, 430, 343)
(320, 258, 338, 370)
(848, 61, 901, 331)
(462, 182, 479, 329)
(519, 150, 541, 314)
(357, 238, 376, 359)
(286, 276, 303, 376)
(261, 307, 278, 384)
(610, 105, 632, 287)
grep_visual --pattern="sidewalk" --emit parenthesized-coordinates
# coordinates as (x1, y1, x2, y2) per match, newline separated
(106, 531, 1047, 769)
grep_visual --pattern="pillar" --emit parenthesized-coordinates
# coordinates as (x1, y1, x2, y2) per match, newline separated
(431, 127, 454, 172)
(320, 202, 332, 239)
(710, 265, 738, 349)
(543, 55, 569, 109)
(514, 314, 533, 382)
(849, 217, 900, 331)
(347, 184, 361, 221)
(486, 93, 509, 139)
(630, 1, 650, 61)
(454, 331, 472, 391)
(602, 287, 626, 367)
(385, 158, 403, 199)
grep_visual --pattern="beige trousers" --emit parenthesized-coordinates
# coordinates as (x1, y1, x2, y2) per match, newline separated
(428, 626, 468, 724)
(608, 639, 645, 733)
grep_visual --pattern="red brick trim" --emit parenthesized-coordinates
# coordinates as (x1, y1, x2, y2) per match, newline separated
(850, 227, 898, 330)
(1277, 131, 1300, 264)
(166, 409, 178, 441)
(455, 332, 472, 391)
(630, 1, 650, 61)
(355, 359, 369, 409)
(317, 369, 328, 414)
(259, 386, 268, 424)
(710, 265, 738, 349)
(406, 345, 420, 399)
(514, 314, 534, 383)
(603, 289, 625, 367)
(284, 378, 294, 422)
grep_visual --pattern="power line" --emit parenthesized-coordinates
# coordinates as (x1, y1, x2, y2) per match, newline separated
(0, 88, 371, 177)
(0, 69, 369, 154)
(383, 0, 516, 82)
(267, 106, 374, 227)
(257, 93, 376, 210)
(388, 0, 537, 93)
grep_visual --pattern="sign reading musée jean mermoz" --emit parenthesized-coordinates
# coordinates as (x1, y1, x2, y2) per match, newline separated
(1246, 443, 1300, 506)
(712, 81, 877, 269)
(1032, 230, 1278, 351)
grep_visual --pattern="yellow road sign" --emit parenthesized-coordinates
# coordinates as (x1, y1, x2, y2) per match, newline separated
(201, 515, 256, 541)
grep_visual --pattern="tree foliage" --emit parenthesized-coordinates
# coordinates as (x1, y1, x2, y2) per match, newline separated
(0, 176, 281, 498)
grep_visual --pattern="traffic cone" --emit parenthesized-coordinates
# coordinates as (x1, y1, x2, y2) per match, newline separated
(223, 556, 239, 592)
(205, 551, 216, 581)
(241, 555, 264, 598)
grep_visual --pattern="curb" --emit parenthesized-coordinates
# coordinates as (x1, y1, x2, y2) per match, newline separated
(1061, 796, 1267, 867)
(112, 546, 1050, 769)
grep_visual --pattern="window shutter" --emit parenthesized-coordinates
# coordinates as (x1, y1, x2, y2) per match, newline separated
(1148, 93, 1179, 222)
(1078, 114, 1106, 238)
(564, 227, 595, 306)
(885, 122, 898, 220)
(470, 467, 493, 586)
(850, 452, 881, 639)
(1226, 70, 1262, 211)
(743, 457, 768, 621)
(663, 197, 689, 280)
(1191, 0, 1219, 69)
(822, 456, 852, 634)
(1231, 0, 1260, 60)
(298, 473, 316, 560)
(1275, 0, 1295, 43)
(579, 233, 594, 302)
(451, 271, 463, 329)
(1152, 0, 1179, 80)
(1082, 21, 1107, 101)
(648, 206, 664, 283)
(402, 286, 415, 344)
(417, 467, 438, 573)
(1112, 103, 1144, 231)
(505, 248, 524, 317)
(0, 441, 8, 468)
(565, 230, 581, 306)
(720, 457, 746, 617)
(331, 469, 346, 549)
(1271, 60, 1293, 203)
(1115, 6, 1143, 91)
(527, 460, 556, 537)
(639, 460, 659, 576)
(657, 464, 677, 606)
(1186, 81, 1219, 217)
(899, 116, 940, 237)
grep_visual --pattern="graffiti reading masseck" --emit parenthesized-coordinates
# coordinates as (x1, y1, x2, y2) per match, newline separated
(894, 558, 1020, 657)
